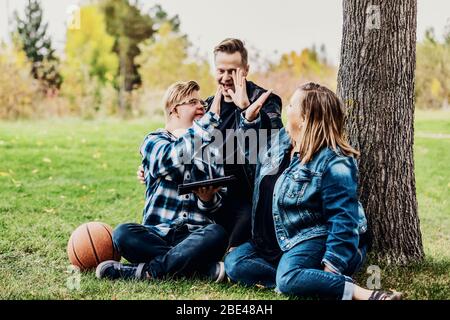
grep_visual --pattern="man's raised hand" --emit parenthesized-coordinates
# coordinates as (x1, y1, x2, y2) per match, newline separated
(228, 68, 250, 110)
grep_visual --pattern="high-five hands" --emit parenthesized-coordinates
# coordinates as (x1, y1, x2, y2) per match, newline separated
(243, 89, 273, 122)
(228, 68, 250, 110)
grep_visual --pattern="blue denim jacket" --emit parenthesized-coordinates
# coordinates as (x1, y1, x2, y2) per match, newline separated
(239, 113, 367, 274)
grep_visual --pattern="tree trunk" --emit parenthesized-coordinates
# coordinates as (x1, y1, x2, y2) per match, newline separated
(337, 0, 424, 264)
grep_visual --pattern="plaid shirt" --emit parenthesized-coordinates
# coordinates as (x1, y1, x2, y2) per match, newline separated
(140, 111, 225, 236)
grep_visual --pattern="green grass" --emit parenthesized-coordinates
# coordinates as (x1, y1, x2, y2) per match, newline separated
(0, 111, 449, 300)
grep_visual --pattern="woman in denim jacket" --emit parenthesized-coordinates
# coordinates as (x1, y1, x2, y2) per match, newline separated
(224, 82, 402, 300)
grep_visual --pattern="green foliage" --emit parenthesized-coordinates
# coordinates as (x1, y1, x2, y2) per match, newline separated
(137, 22, 215, 97)
(64, 6, 118, 85)
(0, 42, 40, 119)
(416, 26, 450, 109)
(14, 0, 62, 91)
(250, 46, 337, 105)
(60, 5, 119, 117)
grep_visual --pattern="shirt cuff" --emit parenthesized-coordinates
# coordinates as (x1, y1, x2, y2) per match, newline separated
(194, 111, 221, 142)
(321, 255, 345, 275)
(240, 111, 261, 128)
(196, 111, 221, 129)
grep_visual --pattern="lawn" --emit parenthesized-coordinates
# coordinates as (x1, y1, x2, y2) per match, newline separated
(0, 110, 449, 300)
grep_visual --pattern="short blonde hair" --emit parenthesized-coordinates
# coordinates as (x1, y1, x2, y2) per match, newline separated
(162, 80, 200, 116)
(214, 38, 248, 66)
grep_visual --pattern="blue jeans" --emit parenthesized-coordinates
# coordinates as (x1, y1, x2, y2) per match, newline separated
(224, 236, 366, 300)
(113, 223, 228, 279)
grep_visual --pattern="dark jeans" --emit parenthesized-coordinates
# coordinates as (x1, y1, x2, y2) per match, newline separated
(224, 236, 367, 300)
(214, 194, 252, 249)
(113, 223, 228, 279)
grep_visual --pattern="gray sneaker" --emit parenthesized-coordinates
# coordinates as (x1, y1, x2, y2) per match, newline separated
(96, 260, 147, 280)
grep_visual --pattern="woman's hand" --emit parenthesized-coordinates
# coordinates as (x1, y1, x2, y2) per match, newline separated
(193, 186, 222, 203)
(243, 89, 273, 122)
(137, 165, 145, 185)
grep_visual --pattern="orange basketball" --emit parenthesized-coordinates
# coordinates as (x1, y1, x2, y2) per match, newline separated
(67, 222, 121, 270)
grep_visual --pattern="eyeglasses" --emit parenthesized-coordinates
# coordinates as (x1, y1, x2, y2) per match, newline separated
(169, 98, 208, 115)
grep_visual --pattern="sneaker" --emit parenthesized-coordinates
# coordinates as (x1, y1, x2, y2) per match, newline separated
(207, 261, 226, 283)
(368, 290, 403, 300)
(96, 260, 147, 280)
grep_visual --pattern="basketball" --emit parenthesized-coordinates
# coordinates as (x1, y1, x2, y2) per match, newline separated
(67, 222, 121, 270)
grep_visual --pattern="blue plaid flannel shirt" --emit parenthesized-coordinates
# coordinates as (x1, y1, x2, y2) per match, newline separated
(140, 111, 225, 236)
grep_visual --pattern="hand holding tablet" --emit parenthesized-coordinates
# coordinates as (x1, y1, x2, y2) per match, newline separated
(177, 175, 237, 195)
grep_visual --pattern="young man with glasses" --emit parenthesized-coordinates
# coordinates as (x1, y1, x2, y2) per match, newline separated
(96, 81, 229, 282)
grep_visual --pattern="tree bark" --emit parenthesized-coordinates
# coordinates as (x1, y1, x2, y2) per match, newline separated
(338, 0, 424, 264)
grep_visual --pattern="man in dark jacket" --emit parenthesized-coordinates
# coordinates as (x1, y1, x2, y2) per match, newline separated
(205, 38, 283, 250)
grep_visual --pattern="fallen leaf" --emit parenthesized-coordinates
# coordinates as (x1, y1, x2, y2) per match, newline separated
(11, 178, 21, 187)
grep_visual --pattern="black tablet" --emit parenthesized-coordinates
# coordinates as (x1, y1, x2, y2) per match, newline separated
(177, 175, 237, 195)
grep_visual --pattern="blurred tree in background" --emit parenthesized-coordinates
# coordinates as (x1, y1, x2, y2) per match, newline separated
(1, 1, 448, 120)
(250, 45, 337, 105)
(415, 23, 450, 109)
(129, 22, 214, 118)
(101, 0, 179, 114)
(14, 0, 62, 93)
(0, 42, 40, 119)
(137, 22, 215, 96)
(61, 5, 119, 117)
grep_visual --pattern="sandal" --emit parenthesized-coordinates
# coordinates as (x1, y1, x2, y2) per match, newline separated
(369, 290, 403, 300)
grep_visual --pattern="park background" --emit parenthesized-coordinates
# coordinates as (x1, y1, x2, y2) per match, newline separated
(0, 0, 449, 299)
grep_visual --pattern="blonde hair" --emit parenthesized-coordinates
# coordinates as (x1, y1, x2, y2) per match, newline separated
(162, 80, 200, 116)
(295, 82, 359, 164)
(213, 38, 248, 66)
